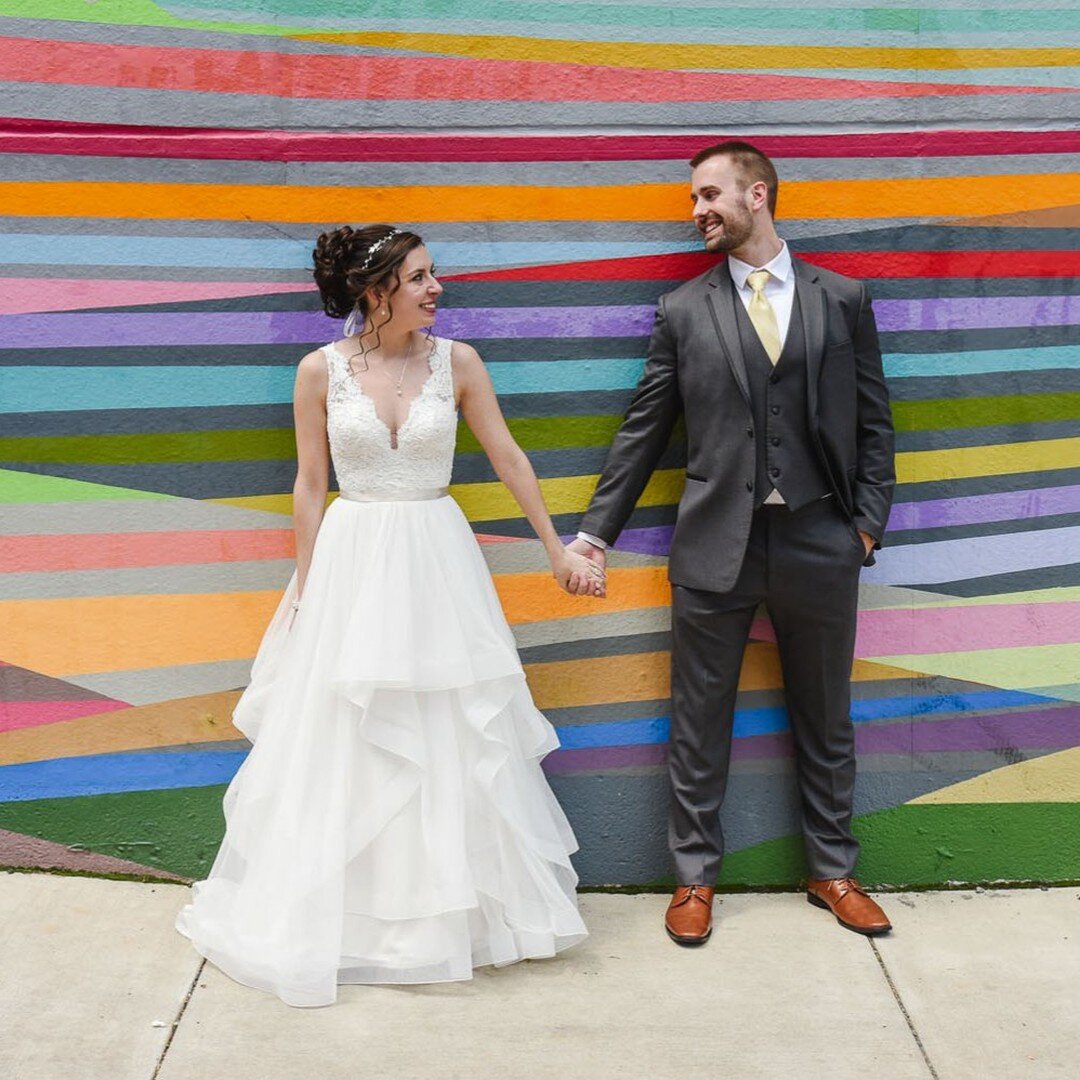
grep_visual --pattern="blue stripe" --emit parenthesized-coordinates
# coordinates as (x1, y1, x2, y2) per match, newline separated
(0, 235, 701, 271)
(0, 690, 1053, 803)
(884, 346, 1079, 378)
(0, 750, 247, 803)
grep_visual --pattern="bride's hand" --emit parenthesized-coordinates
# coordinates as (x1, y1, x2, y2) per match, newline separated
(552, 548, 606, 597)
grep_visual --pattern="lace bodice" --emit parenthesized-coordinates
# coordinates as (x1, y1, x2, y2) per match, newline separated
(323, 336, 457, 497)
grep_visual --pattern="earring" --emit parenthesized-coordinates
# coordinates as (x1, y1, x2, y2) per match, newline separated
(342, 304, 360, 338)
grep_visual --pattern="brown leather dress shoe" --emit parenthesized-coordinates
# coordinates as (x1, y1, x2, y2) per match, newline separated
(664, 884, 715, 945)
(807, 877, 891, 936)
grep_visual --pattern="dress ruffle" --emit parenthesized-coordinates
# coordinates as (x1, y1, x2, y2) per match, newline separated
(176, 496, 586, 1007)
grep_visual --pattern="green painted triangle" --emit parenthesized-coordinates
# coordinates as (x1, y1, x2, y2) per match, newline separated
(0, 468, 174, 504)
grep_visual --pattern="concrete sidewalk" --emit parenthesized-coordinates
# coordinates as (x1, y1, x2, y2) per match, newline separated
(1, 872, 1077, 1080)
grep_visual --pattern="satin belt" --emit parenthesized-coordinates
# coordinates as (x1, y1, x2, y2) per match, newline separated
(338, 487, 448, 503)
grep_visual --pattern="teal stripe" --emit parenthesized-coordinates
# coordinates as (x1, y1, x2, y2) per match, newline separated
(3, 349, 1077, 412)
(885, 346, 1080, 378)
(193, 1, 1080, 35)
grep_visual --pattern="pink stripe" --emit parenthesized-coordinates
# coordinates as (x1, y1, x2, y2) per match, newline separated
(0, 698, 130, 734)
(0, 278, 314, 315)
(0, 36, 1057, 104)
(753, 602, 1080, 656)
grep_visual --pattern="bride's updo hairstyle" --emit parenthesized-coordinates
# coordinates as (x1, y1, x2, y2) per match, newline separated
(312, 224, 424, 325)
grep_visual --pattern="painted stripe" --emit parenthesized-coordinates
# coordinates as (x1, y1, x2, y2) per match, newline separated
(296, 29, 1080, 71)
(3, 120, 1076, 162)
(0, 295, 1074, 353)
(885, 346, 1080, 378)
(459, 250, 1080, 283)
(895, 438, 1080, 485)
(0, 749, 247, 802)
(0, 530, 296, 573)
(0, 699, 129, 735)
(0, 234, 702, 270)
(0, 36, 1043, 104)
(1, 174, 1073, 223)
(865, 526, 1080, 586)
(555, 689, 1055, 749)
(0, 278, 313, 315)
(0, 468, 171, 504)
(888, 485, 1080, 531)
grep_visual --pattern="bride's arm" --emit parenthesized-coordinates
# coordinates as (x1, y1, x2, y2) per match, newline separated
(292, 350, 331, 599)
(453, 342, 605, 597)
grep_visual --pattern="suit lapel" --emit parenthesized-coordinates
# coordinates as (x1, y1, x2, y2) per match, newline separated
(793, 257, 827, 418)
(703, 260, 751, 407)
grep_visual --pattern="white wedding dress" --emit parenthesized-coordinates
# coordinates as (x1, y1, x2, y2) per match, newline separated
(176, 336, 587, 1006)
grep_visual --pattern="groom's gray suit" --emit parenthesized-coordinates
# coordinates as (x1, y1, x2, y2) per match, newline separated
(580, 255, 895, 885)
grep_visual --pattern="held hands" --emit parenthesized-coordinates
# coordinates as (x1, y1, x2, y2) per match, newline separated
(559, 538, 607, 597)
(552, 539, 607, 597)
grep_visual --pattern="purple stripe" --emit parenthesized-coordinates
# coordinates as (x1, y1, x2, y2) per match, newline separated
(2, 294, 1074, 349)
(873, 295, 1080, 333)
(887, 485, 1080, 531)
(606, 486, 1080, 563)
(544, 704, 1080, 774)
(0, 307, 656, 349)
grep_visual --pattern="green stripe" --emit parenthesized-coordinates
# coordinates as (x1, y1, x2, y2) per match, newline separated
(0, 785, 227, 881)
(892, 392, 1080, 433)
(0, 468, 171, 503)
(721, 802, 1080, 888)
(0, 429, 296, 466)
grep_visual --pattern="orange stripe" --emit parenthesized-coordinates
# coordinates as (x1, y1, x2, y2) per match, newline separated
(1, 174, 1073, 223)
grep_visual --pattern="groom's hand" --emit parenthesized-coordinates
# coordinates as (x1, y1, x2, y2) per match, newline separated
(566, 538, 606, 596)
(858, 530, 875, 559)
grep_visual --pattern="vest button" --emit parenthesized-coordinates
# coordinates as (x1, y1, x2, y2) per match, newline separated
(770, 405, 780, 415)
(745, 480, 754, 491)
(769, 374, 779, 384)
(771, 436, 781, 446)
(770, 467, 781, 478)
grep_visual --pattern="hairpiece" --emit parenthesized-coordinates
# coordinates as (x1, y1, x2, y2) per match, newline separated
(359, 230, 399, 272)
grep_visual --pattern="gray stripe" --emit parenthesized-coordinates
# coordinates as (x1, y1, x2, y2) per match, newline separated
(890, 370, 1080, 402)
(0, 663, 118, 701)
(511, 606, 671, 650)
(64, 659, 254, 705)
(895, 419, 1080, 453)
(0, 559, 294, 601)
(8, 152, 1076, 187)
(0, 499, 288, 536)
(5, 83, 1075, 130)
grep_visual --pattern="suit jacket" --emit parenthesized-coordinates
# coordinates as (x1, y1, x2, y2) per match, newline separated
(579, 255, 896, 593)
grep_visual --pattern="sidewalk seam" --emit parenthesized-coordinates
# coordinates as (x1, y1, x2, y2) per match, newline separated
(870, 939, 940, 1080)
(150, 957, 205, 1080)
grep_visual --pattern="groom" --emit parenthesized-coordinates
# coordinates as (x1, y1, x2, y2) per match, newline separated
(568, 141, 895, 943)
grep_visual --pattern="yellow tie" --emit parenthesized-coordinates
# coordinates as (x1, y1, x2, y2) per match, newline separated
(746, 269, 782, 364)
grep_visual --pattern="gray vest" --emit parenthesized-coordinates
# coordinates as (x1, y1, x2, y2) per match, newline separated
(733, 285, 831, 510)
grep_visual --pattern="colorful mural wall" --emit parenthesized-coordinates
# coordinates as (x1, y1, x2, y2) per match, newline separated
(1, 1, 1078, 888)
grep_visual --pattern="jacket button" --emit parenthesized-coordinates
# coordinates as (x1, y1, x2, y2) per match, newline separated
(745, 480, 754, 491)
(769, 374, 779, 385)
(771, 405, 780, 415)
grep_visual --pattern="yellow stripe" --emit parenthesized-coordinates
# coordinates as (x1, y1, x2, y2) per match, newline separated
(897, 437, 1080, 484)
(293, 30, 1078, 71)
(1, 174, 1074, 223)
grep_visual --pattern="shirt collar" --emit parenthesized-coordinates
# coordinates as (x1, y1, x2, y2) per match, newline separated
(728, 240, 791, 290)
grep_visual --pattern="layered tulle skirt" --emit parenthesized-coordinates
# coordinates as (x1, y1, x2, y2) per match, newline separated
(176, 493, 587, 1006)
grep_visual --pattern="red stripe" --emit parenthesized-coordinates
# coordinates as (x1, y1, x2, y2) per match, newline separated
(0, 699, 130, 735)
(1, 530, 295, 573)
(2, 117, 1077, 162)
(0, 35, 1052, 106)
(449, 250, 1080, 283)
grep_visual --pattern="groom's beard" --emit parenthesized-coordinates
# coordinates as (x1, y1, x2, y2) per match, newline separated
(699, 208, 753, 254)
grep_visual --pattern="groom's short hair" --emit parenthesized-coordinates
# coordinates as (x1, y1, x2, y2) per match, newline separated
(690, 140, 779, 217)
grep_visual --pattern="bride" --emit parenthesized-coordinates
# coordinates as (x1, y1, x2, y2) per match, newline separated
(176, 224, 602, 1007)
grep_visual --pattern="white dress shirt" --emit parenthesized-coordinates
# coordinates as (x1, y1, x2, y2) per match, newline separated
(578, 243, 796, 549)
